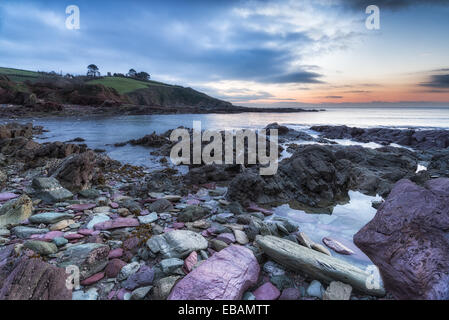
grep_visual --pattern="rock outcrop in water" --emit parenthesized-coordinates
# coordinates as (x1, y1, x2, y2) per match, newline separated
(354, 178, 449, 300)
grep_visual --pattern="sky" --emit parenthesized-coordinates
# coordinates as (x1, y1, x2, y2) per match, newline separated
(0, 0, 449, 106)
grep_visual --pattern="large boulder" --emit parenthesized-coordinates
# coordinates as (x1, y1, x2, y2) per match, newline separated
(256, 235, 385, 296)
(146, 230, 208, 259)
(168, 245, 260, 300)
(354, 178, 449, 300)
(0, 257, 71, 300)
(32, 177, 73, 203)
(0, 194, 33, 228)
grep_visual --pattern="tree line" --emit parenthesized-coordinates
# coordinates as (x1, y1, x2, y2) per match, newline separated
(87, 64, 151, 81)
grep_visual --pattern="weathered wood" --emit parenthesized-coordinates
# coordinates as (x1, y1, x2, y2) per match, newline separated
(256, 235, 385, 296)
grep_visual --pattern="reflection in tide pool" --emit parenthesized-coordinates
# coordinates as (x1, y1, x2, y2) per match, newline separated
(270, 191, 382, 268)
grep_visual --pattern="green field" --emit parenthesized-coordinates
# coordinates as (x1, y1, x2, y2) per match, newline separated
(87, 76, 173, 94)
(0, 67, 41, 83)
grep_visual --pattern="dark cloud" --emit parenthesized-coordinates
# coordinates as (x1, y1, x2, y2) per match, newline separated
(324, 96, 343, 99)
(420, 74, 449, 88)
(343, 0, 449, 10)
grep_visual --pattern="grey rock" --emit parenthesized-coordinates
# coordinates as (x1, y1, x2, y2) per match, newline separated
(177, 205, 210, 222)
(131, 286, 152, 300)
(146, 198, 172, 213)
(160, 258, 184, 274)
(152, 276, 180, 300)
(0, 195, 33, 228)
(86, 213, 110, 229)
(12, 226, 49, 239)
(32, 177, 73, 203)
(146, 230, 208, 259)
(29, 212, 74, 224)
(138, 212, 158, 224)
(24, 240, 58, 255)
(307, 280, 324, 299)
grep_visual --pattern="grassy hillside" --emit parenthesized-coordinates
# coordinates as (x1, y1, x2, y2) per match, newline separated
(0, 67, 40, 82)
(87, 76, 172, 94)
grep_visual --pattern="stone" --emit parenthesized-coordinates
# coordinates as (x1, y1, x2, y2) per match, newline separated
(0, 228, 10, 237)
(0, 195, 33, 227)
(210, 239, 228, 251)
(28, 212, 74, 225)
(168, 245, 260, 300)
(64, 233, 84, 240)
(233, 229, 249, 245)
(94, 217, 139, 230)
(307, 280, 324, 299)
(323, 281, 352, 300)
(79, 189, 100, 199)
(93, 206, 110, 213)
(50, 219, 76, 231)
(160, 258, 184, 274)
(253, 282, 280, 300)
(105, 259, 126, 278)
(53, 237, 69, 247)
(108, 248, 123, 259)
(270, 274, 294, 291)
(279, 287, 301, 300)
(0, 257, 71, 300)
(33, 230, 64, 241)
(153, 276, 180, 300)
(12, 226, 48, 239)
(178, 205, 210, 222)
(256, 235, 385, 296)
(183, 251, 198, 273)
(122, 265, 155, 290)
(263, 261, 285, 277)
(0, 192, 19, 202)
(354, 178, 449, 300)
(72, 288, 98, 300)
(296, 232, 314, 249)
(322, 237, 354, 255)
(68, 203, 96, 211)
(131, 286, 152, 300)
(118, 262, 141, 281)
(86, 213, 110, 229)
(138, 212, 158, 224)
(32, 177, 73, 202)
(146, 198, 173, 213)
(24, 240, 58, 255)
(58, 243, 110, 280)
(121, 199, 142, 214)
(216, 233, 236, 244)
(311, 243, 331, 256)
(147, 230, 208, 259)
(81, 272, 105, 286)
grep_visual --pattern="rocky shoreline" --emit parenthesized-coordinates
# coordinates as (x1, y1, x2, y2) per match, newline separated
(0, 121, 448, 300)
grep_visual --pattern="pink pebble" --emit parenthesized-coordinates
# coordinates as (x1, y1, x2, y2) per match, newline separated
(64, 233, 84, 240)
(108, 248, 124, 259)
(81, 272, 104, 286)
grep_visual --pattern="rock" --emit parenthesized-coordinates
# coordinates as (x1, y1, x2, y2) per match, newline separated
(0, 257, 71, 300)
(0, 228, 10, 237)
(263, 261, 286, 277)
(68, 203, 96, 211)
(270, 274, 294, 290)
(24, 240, 58, 255)
(216, 233, 236, 244)
(51, 219, 76, 231)
(146, 198, 172, 213)
(147, 230, 208, 259)
(210, 239, 228, 252)
(354, 178, 449, 300)
(296, 232, 314, 248)
(0, 195, 33, 227)
(253, 282, 280, 300)
(323, 281, 352, 300)
(183, 251, 198, 273)
(12, 226, 49, 239)
(153, 276, 180, 300)
(86, 213, 110, 229)
(178, 205, 210, 222)
(79, 189, 100, 199)
(311, 243, 331, 256)
(138, 212, 158, 224)
(105, 259, 127, 278)
(118, 262, 141, 281)
(93, 218, 139, 230)
(32, 230, 64, 241)
(122, 265, 154, 290)
(0, 192, 19, 202)
(58, 243, 110, 280)
(233, 229, 249, 245)
(53, 237, 68, 247)
(322, 237, 354, 255)
(307, 280, 324, 299)
(32, 177, 73, 202)
(81, 272, 104, 286)
(168, 245, 260, 300)
(108, 248, 123, 259)
(279, 287, 301, 300)
(29, 212, 74, 225)
(131, 286, 152, 300)
(256, 235, 385, 296)
(121, 199, 141, 215)
(160, 258, 184, 274)
(49, 151, 96, 192)
(73, 288, 98, 300)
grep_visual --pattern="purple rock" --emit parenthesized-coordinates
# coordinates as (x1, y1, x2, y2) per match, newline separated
(172, 222, 185, 229)
(108, 248, 123, 259)
(64, 233, 84, 240)
(110, 202, 119, 209)
(247, 203, 273, 216)
(105, 259, 126, 278)
(140, 209, 150, 216)
(253, 282, 281, 300)
(279, 287, 301, 300)
(80, 272, 104, 286)
(122, 265, 155, 290)
(31, 231, 64, 241)
(216, 233, 236, 245)
(168, 245, 260, 300)
(0, 192, 19, 202)
(78, 229, 94, 236)
(116, 288, 131, 300)
(93, 218, 139, 230)
(322, 237, 354, 255)
(68, 203, 96, 211)
(183, 251, 197, 273)
(354, 178, 449, 300)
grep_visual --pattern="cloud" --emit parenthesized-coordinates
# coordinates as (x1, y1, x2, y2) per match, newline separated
(260, 71, 323, 84)
(420, 74, 449, 89)
(324, 95, 343, 99)
(342, 0, 449, 10)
